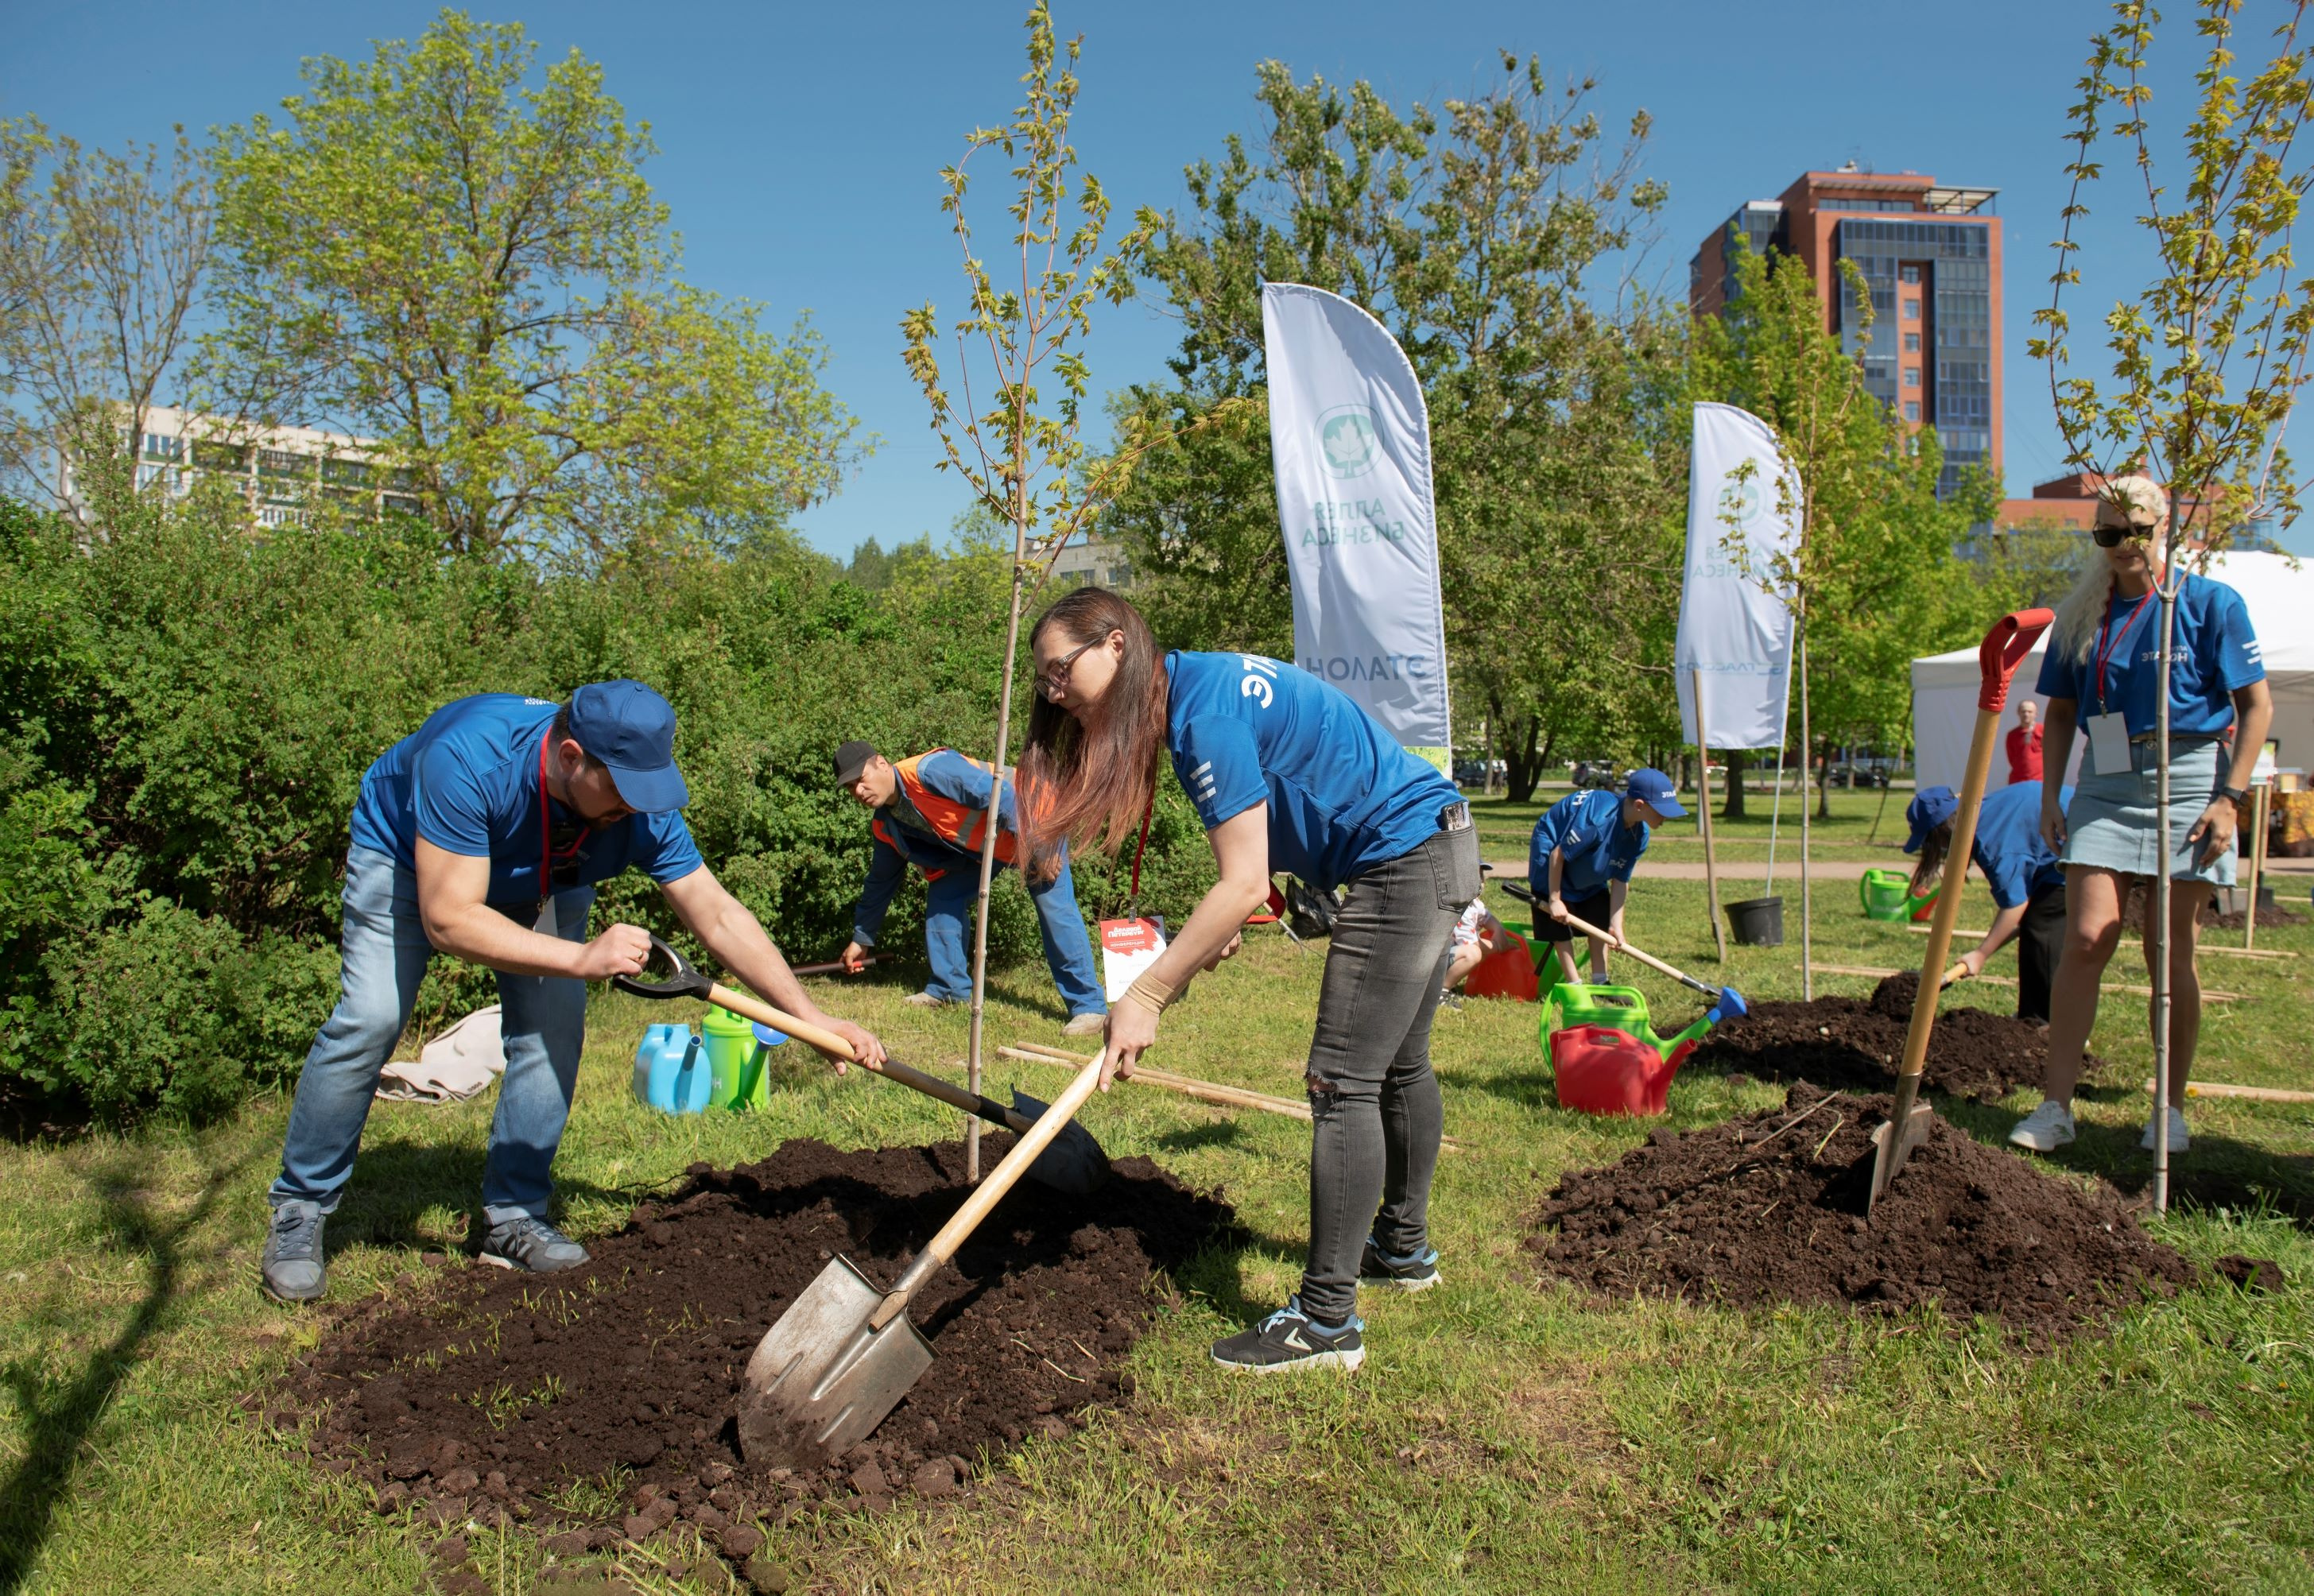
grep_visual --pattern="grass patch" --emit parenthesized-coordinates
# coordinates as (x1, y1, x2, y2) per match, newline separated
(1, 871, 2308, 1591)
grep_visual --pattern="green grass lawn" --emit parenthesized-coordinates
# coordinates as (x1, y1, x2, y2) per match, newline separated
(2, 872, 2309, 1594)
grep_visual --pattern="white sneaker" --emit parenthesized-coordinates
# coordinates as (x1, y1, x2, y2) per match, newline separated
(1061, 1011, 1107, 1037)
(903, 991, 951, 1009)
(2139, 1106, 2191, 1154)
(2009, 1099, 2076, 1152)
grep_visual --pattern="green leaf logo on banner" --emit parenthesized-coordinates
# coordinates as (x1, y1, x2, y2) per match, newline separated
(1317, 405, 1379, 478)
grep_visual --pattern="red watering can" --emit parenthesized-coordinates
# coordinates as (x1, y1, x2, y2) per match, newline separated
(1551, 1025, 1701, 1117)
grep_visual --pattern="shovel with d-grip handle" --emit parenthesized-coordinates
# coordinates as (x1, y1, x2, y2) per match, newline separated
(733, 1044, 1111, 1466)
(612, 935, 1107, 1195)
(1869, 608, 2053, 1214)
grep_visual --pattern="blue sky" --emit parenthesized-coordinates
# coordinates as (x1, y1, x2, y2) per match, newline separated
(12, 1, 2302, 556)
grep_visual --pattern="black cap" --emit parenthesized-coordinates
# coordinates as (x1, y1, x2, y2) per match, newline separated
(833, 740, 878, 785)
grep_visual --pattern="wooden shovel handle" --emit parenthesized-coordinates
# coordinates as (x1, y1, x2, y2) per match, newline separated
(1898, 609, 2052, 1095)
(870, 1050, 1110, 1328)
(704, 982, 1015, 1123)
(1553, 911, 1710, 995)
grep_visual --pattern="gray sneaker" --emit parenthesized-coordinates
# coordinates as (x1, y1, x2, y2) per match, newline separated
(479, 1215, 590, 1273)
(262, 1200, 328, 1303)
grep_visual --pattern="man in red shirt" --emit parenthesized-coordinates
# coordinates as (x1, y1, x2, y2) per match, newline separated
(2006, 698, 2045, 785)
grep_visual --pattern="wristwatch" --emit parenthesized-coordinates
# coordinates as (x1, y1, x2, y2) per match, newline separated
(2218, 784, 2248, 806)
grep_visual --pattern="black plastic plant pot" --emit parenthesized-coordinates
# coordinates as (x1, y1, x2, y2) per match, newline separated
(1726, 896, 1785, 947)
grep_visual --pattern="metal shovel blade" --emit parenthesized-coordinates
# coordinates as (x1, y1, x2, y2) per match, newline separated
(735, 1255, 933, 1469)
(1011, 1087, 1110, 1196)
(1866, 1102, 1934, 1215)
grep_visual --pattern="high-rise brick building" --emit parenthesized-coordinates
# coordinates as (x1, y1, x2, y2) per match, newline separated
(1689, 165, 2002, 498)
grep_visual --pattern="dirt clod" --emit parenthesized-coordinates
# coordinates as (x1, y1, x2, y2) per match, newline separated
(285, 1137, 1230, 1548)
(1689, 974, 2091, 1102)
(2216, 1253, 2285, 1292)
(1530, 1083, 2195, 1344)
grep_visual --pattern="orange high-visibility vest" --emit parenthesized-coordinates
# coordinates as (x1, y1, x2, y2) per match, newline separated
(876, 750, 1017, 866)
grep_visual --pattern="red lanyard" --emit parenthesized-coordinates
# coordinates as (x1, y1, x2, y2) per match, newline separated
(2092, 583, 2157, 711)
(537, 729, 589, 890)
(1126, 792, 1154, 912)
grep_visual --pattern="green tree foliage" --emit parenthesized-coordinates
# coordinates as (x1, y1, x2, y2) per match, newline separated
(1690, 238, 1999, 812)
(196, 11, 867, 564)
(1107, 55, 1689, 799)
(0, 490, 1212, 1121)
(0, 117, 212, 532)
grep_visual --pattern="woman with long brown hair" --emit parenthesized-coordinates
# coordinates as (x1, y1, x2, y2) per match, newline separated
(1018, 587, 1480, 1373)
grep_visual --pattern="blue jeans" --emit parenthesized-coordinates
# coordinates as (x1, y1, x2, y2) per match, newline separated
(921, 851, 1106, 1017)
(269, 845, 596, 1228)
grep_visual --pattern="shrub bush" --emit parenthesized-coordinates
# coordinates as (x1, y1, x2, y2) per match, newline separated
(0, 494, 1215, 1121)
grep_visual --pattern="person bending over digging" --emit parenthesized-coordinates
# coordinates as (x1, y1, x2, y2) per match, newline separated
(261, 682, 888, 1304)
(833, 741, 1107, 1036)
(1017, 588, 1481, 1374)
(1527, 770, 1684, 986)
(1904, 778, 2075, 1025)
(2011, 475, 2272, 1157)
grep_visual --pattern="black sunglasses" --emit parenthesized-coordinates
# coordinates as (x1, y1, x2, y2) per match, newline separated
(2091, 520, 2149, 548)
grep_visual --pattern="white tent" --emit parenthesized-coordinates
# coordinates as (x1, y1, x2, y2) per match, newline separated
(1911, 550, 2314, 792)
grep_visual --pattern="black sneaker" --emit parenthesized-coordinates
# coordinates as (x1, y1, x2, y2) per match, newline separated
(1209, 1296, 1364, 1373)
(1359, 1237, 1441, 1293)
(479, 1215, 590, 1273)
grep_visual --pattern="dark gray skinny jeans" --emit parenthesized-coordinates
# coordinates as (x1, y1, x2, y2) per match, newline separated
(1299, 819, 1482, 1325)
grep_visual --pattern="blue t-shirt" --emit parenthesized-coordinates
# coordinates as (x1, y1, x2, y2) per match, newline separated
(1165, 651, 1459, 891)
(2034, 572, 2263, 737)
(347, 694, 704, 904)
(1528, 788, 1650, 898)
(1971, 781, 2072, 910)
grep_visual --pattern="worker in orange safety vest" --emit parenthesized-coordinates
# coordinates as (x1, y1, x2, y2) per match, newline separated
(833, 741, 1107, 1035)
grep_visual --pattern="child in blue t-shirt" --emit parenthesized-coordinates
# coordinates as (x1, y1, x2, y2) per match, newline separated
(1527, 769, 1685, 986)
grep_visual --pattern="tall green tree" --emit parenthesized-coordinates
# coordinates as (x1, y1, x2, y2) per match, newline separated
(1691, 238, 1995, 993)
(197, 10, 866, 564)
(0, 118, 213, 533)
(1108, 55, 1688, 800)
(898, 2, 1170, 1177)
(2030, 0, 2314, 1210)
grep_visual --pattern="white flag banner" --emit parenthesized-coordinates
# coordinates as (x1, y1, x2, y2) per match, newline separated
(1262, 282, 1451, 750)
(1675, 402, 1798, 750)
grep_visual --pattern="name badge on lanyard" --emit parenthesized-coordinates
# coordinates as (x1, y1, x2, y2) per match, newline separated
(2086, 585, 2156, 777)
(2083, 711, 2131, 776)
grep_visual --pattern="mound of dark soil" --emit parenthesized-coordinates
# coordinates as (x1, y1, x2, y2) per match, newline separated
(2206, 902, 2306, 931)
(1688, 972, 2082, 1102)
(285, 1137, 1232, 1557)
(1529, 1083, 2196, 1345)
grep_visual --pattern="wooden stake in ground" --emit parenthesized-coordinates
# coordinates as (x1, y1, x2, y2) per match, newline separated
(2245, 780, 2269, 953)
(1692, 668, 1727, 963)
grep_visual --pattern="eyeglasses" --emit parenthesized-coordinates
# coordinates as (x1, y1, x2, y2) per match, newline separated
(1041, 636, 1103, 695)
(2091, 520, 2150, 548)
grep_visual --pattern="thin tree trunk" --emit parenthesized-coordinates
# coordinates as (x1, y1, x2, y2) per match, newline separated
(965, 515, 1032, 1183)
(1797, 611, 1813, 1002)
(1722, 750, 1748, 820)
(2150, 513, 2179, 1214)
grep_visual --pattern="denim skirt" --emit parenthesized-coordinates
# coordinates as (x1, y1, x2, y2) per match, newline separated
(2061, 733, 2236, 885)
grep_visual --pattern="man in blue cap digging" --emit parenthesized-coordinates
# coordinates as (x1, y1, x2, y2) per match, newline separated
(1529, 769, 1685, 986)
(261, 682, 888, 1303)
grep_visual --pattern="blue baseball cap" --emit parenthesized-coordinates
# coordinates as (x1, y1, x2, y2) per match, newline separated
(1626, 768, 1686, 819)
(1904, 786, 1959, 854)
(566, 680, 688, 813)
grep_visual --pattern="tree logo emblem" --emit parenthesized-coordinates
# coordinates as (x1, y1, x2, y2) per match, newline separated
(1318, 405, 1379, 478)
